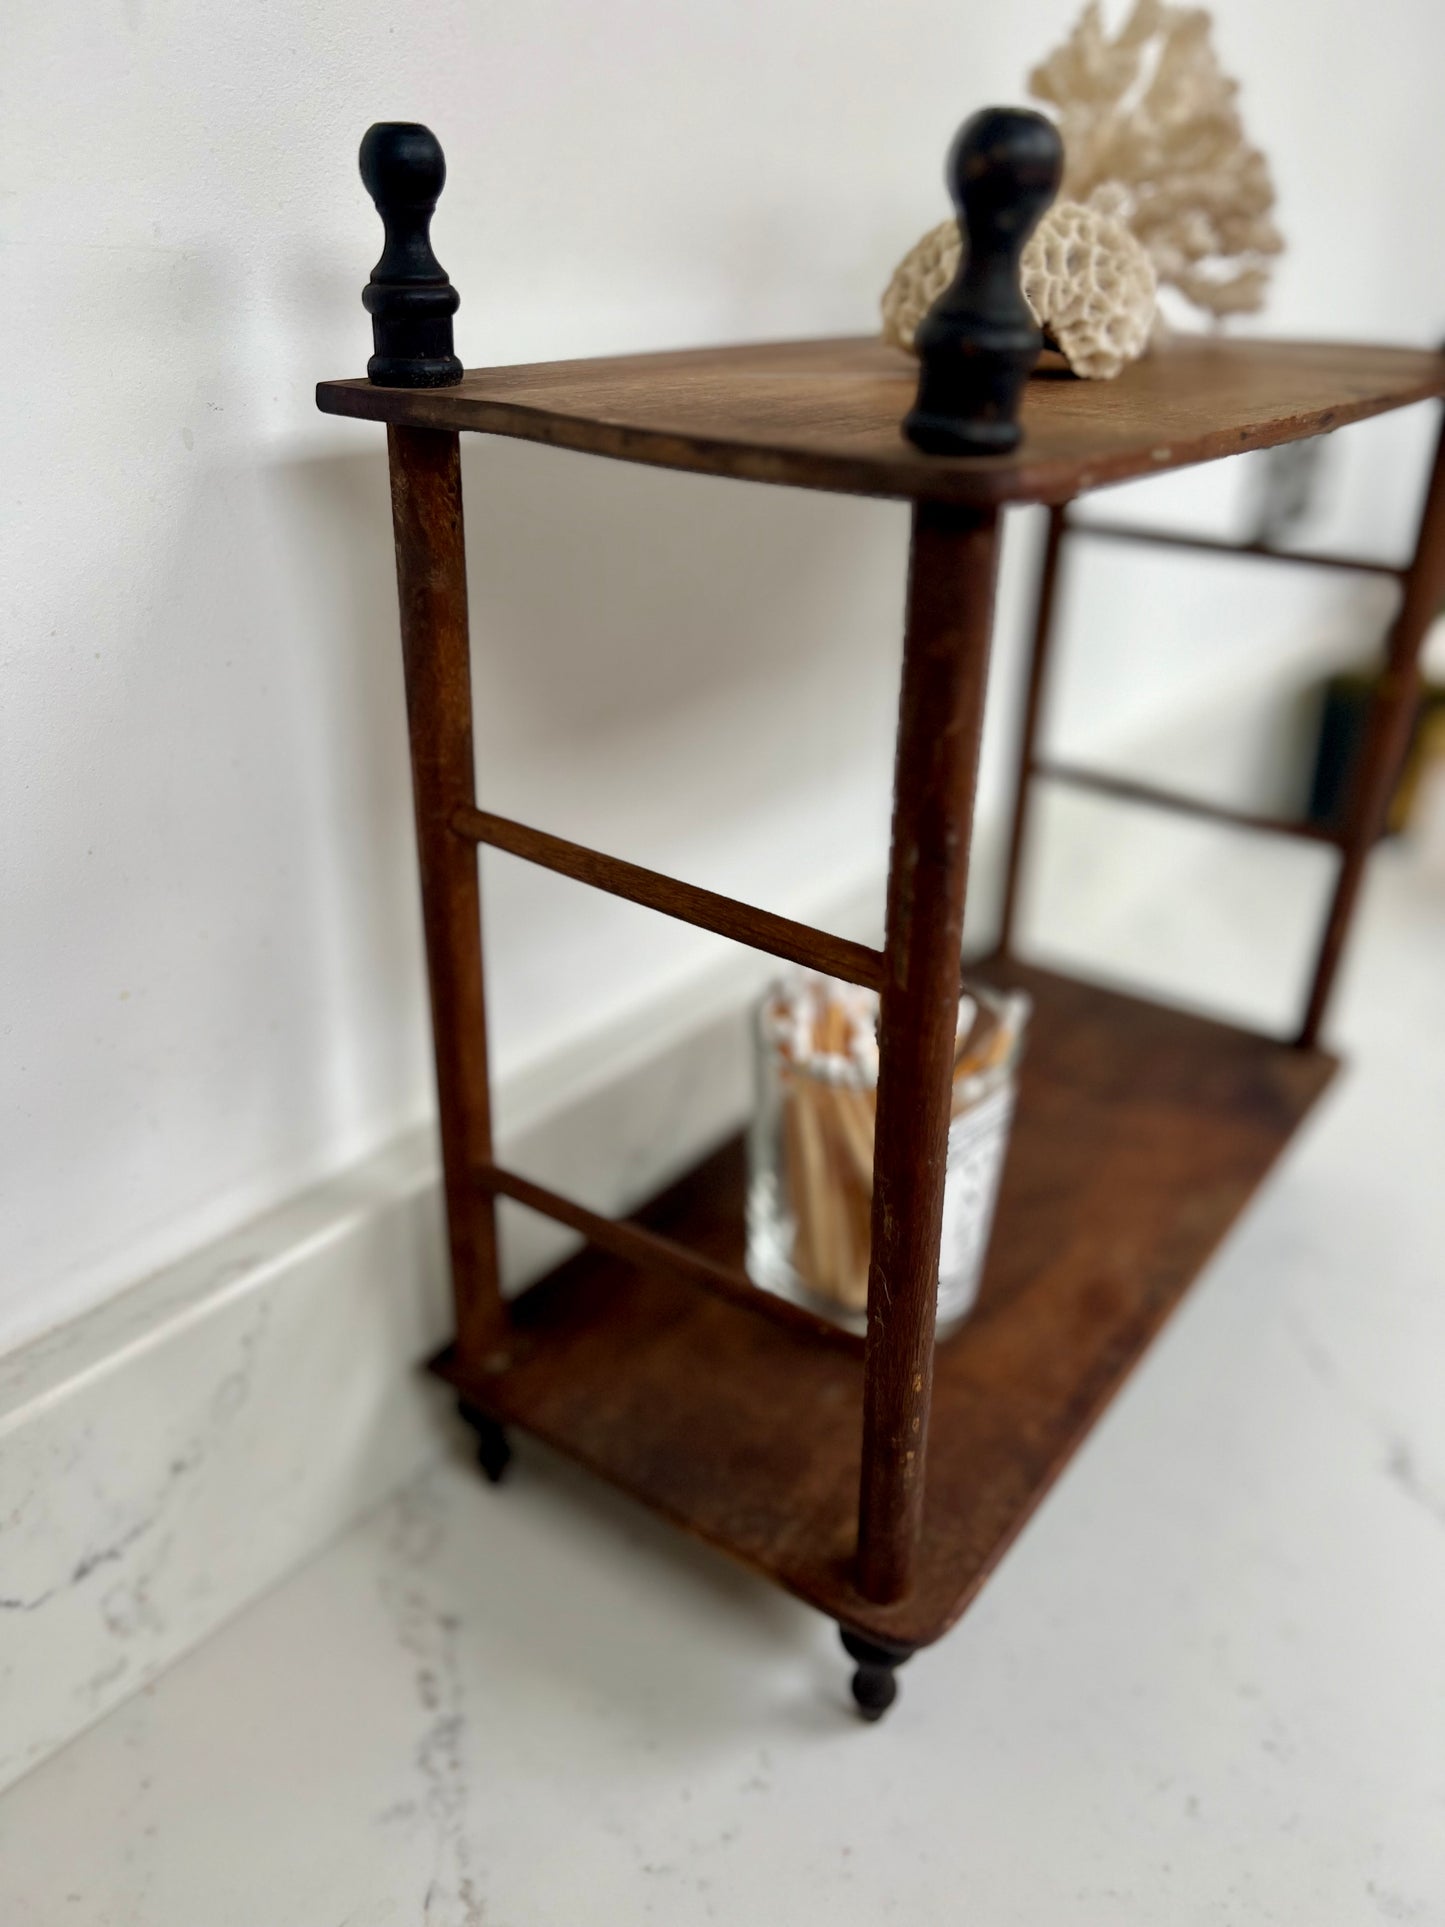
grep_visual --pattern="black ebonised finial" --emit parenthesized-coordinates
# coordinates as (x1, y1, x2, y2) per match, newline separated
(903, 108, 1063, 457)
(359, 122, 463, 388)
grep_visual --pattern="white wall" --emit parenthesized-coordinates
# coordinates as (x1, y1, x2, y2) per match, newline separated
(4, 0, 1443, 1355)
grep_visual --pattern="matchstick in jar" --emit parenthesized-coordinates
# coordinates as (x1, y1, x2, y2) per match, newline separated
(747, 973, 1029, 1328)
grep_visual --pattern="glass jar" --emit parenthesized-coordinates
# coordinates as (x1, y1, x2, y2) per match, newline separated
(746, 975, 1028, 1336)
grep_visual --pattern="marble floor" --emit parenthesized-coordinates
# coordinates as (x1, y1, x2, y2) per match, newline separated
(2, 815, 1444, 1925)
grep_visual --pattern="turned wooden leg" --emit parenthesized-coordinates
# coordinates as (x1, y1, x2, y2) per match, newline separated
(839, 1628, 916, 1722)
(457, 1399, 512, 1484)
(857, 502, 1002, 1605)
(386, 425, 505, 1364)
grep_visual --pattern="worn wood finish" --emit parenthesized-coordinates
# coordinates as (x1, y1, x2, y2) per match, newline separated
(432, 962, 1336, 1649)
(451, 802, 883, 991)
(1068, 516, 1405, 577)
(479, 1160, 862, 1355)
(1299, 405, 1445, 1046)
(319, 336, 1445, 508)
(386, 426, 502, 1356)
(852, 505, 998, 1602)
(1033, 759, 1341, 847)
(999, 503, 1068, 955)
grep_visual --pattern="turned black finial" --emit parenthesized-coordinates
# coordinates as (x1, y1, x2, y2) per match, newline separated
(359, 122, 463, 387)
(903, 107, 1063, 457)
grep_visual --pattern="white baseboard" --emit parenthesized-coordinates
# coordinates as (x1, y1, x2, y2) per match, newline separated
(0, 869, 883, 1795)
(0, 1128, 451, 1795)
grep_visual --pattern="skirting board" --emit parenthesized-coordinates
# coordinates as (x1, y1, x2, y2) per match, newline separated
(0, 871, 882, 1795)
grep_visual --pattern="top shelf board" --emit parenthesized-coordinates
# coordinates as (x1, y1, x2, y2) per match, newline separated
(317, 334, 1445, 508)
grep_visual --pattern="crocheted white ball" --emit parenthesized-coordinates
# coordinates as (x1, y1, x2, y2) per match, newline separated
(881, 197, 1157, 381)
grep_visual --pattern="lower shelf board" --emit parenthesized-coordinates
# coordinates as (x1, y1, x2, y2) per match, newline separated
(433, 962, 1337, 1650)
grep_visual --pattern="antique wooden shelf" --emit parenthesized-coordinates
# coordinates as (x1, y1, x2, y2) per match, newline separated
(320, 118, 1445, 1717)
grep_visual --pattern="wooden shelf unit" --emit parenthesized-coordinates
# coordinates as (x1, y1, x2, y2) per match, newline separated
(320, 120, 1445, 1716)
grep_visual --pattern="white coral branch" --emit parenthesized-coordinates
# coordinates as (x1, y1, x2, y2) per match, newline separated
(1028, 0, 1282, 322)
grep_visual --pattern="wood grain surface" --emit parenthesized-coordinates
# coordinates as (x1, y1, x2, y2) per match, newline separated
(386, 427, 502, 1357)
(857, 503, 1001, 1603)
(320, 335, 1445, 506)
(434, 961, 1336, 1648)
(450, 803, 884, 991)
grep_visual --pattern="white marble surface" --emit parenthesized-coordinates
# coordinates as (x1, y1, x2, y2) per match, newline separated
(0, 1129, 456, 1796)
(2, 827, 1444, 1923)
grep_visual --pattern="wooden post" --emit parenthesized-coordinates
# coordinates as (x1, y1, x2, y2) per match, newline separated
(1298, 405, 1445, 1047)
(998, 502, 1068, 955)
(387, 424, 503, 1358)
(857, 502, 1002, 1604)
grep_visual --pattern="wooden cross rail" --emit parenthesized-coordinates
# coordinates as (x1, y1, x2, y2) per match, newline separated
(999, 437, 1445, 1048)
(1030, 759, 1342, 846)
(478, 1161, 863, 1355)
(450, 802, 885, 990)
(1066, 518, 1406, 577)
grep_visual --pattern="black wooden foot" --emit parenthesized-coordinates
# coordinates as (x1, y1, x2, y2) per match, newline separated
(457, 1400, 512, 1484)
(839, 1628, 915, 1721)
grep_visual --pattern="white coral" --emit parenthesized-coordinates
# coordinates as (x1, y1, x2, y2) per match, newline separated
(1022, 199, 1157, 376)
(1028, 0, 1282, 321)
(880, 219, 958, 354)
(880, 199, 1157, 381)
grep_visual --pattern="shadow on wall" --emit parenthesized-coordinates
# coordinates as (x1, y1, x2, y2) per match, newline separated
(275, 429, 906, 822)
(265, 427, 907, 1089)
(5, 393, 905, 1345)
(455, 432, 907, 857)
